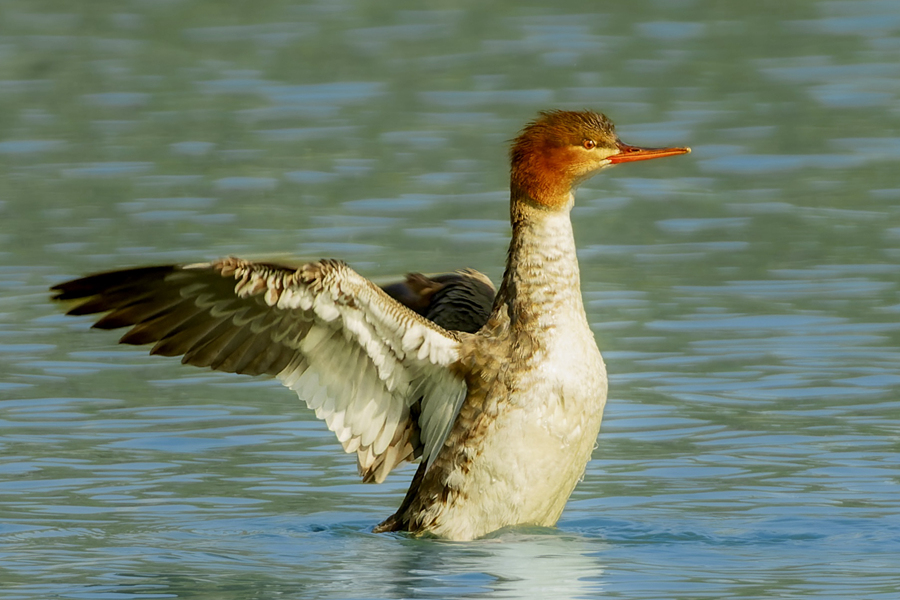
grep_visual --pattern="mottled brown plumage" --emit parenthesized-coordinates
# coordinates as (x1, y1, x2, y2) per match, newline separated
(52, 110, 689, 540)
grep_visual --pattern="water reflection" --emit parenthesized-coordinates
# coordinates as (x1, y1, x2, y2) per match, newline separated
(393, 533, 605, 599)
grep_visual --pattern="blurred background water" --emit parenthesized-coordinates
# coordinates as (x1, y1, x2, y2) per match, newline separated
(1, 1, 899, 598)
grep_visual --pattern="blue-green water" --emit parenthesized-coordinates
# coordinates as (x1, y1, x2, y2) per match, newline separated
(2, 1, 899, 598)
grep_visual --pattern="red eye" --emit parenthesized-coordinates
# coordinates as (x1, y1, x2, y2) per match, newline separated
(583, 139, 596, 150)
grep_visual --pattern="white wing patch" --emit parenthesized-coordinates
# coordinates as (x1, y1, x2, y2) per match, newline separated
(216, 258, 468, 483)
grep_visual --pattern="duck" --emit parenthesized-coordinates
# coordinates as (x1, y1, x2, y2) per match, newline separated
(51, 110, 689, 541)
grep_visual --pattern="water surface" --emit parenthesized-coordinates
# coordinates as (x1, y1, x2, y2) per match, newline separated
(1, 1, 899, 599)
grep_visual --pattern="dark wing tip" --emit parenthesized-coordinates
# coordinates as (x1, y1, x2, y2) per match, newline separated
(50, 265, 178, 300)
(50, 266, 178, 302)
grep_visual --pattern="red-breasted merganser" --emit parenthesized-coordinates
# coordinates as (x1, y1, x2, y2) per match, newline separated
(52, 110, 689, 540)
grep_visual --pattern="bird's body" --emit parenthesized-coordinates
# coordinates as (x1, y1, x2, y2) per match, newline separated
(382, 200, 607, 539)
(52, 110, 689, 541)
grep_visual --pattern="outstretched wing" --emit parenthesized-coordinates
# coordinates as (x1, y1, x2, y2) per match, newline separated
(51, 257, 468, 483)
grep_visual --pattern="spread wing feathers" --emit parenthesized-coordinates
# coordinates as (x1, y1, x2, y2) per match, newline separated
(51, 257, 468, 483)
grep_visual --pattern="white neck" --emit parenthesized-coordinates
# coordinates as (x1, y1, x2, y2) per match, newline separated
(496, 193, 588, 331)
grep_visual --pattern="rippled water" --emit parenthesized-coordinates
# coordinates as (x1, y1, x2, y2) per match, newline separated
(2, 1, 899, 599)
